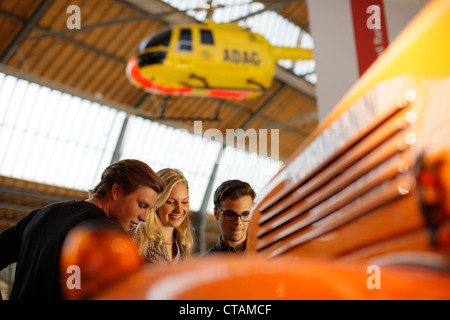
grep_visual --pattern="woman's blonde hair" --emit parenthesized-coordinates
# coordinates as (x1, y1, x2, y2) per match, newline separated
(135, 168, 194, 258)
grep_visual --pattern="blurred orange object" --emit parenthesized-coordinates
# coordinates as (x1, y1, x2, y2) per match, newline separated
(60, 224, 142, 300)
(94, 254, 450, 300)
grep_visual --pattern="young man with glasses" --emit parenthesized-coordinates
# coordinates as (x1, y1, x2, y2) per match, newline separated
(206, 180, 256, 255)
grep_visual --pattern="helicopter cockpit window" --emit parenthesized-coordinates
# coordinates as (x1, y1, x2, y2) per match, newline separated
(178, 29, 192, 52)
(139, 29, 171, 52)
(200, 29, 214, 45)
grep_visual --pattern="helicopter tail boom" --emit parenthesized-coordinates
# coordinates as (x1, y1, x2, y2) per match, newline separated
(272, 46, 314, 62)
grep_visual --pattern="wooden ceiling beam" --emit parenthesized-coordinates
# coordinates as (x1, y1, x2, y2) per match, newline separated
(28, 11, 174, 40)
(0, 9, 126, 64)
(0, 0, 53, 63)
(231, 0, 303, 23)
(240, 83, 286, 130)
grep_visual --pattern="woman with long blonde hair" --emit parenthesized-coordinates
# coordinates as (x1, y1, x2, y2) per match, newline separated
(131, 168, 194, 265)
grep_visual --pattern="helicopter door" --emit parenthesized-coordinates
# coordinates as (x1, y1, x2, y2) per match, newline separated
(172, 28, 197, 86)
(198, 29, 215, 59)
(192, 28, 220, 88)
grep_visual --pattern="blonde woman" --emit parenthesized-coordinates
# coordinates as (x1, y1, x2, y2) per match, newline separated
(132, 168, 194, 265)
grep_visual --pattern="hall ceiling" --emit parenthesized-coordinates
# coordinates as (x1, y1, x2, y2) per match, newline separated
(0, 0, 316, 161)
(0, 0, 317, 229)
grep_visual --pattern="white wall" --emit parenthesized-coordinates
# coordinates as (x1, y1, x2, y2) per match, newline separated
(307, 0, 428, 123)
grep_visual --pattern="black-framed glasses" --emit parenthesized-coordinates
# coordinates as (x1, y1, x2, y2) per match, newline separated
(215, 206, 251, 222)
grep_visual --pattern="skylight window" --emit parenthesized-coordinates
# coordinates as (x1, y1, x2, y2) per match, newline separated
(0, 72, 281, 213)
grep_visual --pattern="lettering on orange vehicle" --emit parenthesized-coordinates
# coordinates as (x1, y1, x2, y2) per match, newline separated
(286, 93, 378, 187)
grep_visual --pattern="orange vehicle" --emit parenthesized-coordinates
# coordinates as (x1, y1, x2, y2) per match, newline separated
(60, 0, 450, 300)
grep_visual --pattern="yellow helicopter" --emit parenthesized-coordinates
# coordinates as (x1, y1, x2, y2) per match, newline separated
(126, 20, 313, 100)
